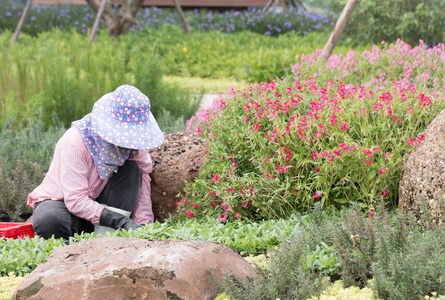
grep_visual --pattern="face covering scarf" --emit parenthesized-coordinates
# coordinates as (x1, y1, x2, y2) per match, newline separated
(72, 114, 137, 180)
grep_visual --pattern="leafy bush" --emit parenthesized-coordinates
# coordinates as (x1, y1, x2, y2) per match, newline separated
(305, 242, 343, 276)
(181, 39, 445, 222)
(316, 0, 445, 46)
(0, 119, 65, 220)
(292, 39, 445, 90)
(217, 203, 445, 299)
(181, 80, 441, 221)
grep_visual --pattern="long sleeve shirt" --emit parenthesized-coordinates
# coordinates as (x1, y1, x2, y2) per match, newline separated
(27, 127, 154, 225)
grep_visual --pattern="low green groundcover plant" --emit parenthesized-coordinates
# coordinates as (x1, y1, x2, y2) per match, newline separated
(181, 39, 445, 222)
(0, 214, 302, 276)
(0, 274, 24, 300)
(1, 203, 445, 299)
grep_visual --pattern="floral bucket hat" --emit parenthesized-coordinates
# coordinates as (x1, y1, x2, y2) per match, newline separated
(90, 85, 164, 150)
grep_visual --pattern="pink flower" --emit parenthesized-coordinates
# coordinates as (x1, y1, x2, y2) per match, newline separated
(384, 152, 391, 159)
(312, 192, 322, 199)
(339, 122, 350, 131)
(210, 201, 217, 207)
(330, 113, 338, 125)
(217, 213, 228, 223)
(285, 150, 292, 161)
(378, 168, 387, 174)
(185, 210, 194, 218)
(192, 202, 200, 208)
(196, 127, 203, 136)
(312, 152, 318, 161)
(365, 159, 372, 166)
(234, 212, 241, 218)
(181, 198, 189, 204)
(221, 202, 231, 211)
(381, 190, 391, 197)
(369, 210, 375, 218)
(212, 174, 220, 185)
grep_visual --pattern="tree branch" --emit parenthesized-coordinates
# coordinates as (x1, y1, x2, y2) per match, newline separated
(319, 0, 358, 61)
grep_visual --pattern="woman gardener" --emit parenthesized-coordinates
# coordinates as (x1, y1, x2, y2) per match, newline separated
(28, 85, 164, 239)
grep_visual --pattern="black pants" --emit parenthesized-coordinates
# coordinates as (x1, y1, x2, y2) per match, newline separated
(32, 160, 142, 240)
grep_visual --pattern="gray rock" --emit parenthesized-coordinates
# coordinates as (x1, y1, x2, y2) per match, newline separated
(398, 109, 445, 224)
(13, 237, 256, 300)
(148, 131, 208, 222)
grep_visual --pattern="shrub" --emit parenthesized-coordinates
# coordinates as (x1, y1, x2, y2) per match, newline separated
(0, 118, 65, 220)
(181, 78, 442, 222)
(311, 0, 445, 46)
(181, 39, 445, 222)
(215, 228, 329, 300)
(217, 203, 445, 299)
(292, 39, 445, 90)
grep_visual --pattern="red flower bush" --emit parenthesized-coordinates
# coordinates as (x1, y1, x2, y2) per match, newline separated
(180, 40, 445, 222)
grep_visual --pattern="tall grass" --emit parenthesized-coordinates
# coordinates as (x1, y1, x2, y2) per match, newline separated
(0, 29, 200, 130)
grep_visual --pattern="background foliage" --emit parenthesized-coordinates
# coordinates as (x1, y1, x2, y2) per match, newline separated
(311, 0, 445, 46)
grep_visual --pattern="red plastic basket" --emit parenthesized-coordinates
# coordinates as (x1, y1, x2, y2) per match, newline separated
(0, 222, 34, 240)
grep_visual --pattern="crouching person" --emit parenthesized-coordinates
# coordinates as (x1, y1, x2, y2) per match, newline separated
(27, 85, 164, 240)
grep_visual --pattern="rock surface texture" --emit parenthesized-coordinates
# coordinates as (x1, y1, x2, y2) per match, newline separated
(13, 237, 256, 300)
(399, 109, 445, 224)
(147, 131, 208, 222)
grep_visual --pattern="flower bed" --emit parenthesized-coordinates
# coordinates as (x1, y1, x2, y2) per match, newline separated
(182, 39, 445, 222)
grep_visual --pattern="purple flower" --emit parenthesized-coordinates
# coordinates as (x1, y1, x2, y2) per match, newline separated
(5, 12, 12, 16)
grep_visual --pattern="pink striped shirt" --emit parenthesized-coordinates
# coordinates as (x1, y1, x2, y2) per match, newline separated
(27, 127, 154, 225)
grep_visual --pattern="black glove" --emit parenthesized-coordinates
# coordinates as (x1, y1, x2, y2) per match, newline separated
(99, 207, 141, 231)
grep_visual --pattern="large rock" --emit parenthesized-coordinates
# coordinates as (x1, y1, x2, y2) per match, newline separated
(148, 132, 208, 222)
(13, 237, 256, 300)
(399, 110, 445, 224)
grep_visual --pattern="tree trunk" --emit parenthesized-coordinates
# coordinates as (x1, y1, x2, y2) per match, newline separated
(173, 0, 191, 36)
(85, 0, 144, 38)
(13, 0, 33, 42)
(319, 0, 358, 61)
